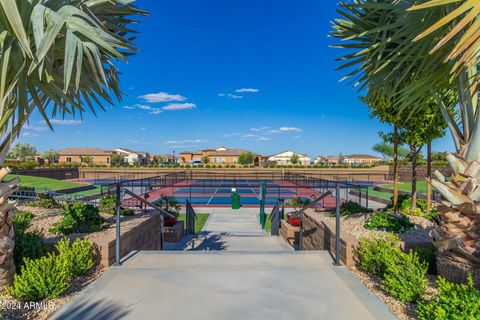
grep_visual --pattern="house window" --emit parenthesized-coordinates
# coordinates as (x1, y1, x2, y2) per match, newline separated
(233, 157, 238, 164)
(214, 157, 219, 164)
(66, 157, 72, 163)
(107, 157, 110, 164)
(221, 157, 226, 164)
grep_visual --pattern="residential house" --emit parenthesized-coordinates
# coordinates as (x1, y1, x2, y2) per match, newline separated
(152, 154, 176, 165)
(315, 154, 383, 166)
(267, 151, 311, 166)
(113, 148, 150, 165)
(57, 148, 114, 166)
(180, 147, 262, 166)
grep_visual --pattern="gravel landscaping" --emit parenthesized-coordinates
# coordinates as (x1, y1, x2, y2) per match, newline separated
(315, 211, 434, 242)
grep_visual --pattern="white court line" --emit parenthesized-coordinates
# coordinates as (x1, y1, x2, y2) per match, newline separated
(207, 196, 214, 205)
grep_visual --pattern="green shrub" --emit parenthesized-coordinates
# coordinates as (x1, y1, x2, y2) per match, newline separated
(14, 232, 46, 273)
(381, 251, 428, 302)
(30, 193, 59, 209)
(51, 202, 106, 235)
(411, 246, 437, 275)
(13, 211, 34, 234)
(390, 195, 429, 216)
(357, 234, 401, 277)
(416, 275, 480, 320)
(364, 211, 414, 233)
(13, 211, 46, 272)
(56, 238, 94, 278)
(99, 195, 116, 213)
(338, 201, 373, 216)
(8, 254, 70, 301)
(9, 238, 94, 302)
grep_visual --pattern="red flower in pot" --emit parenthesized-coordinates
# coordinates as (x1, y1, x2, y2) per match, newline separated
(157, 195, 181, 227)
(285, 197, 311, 227)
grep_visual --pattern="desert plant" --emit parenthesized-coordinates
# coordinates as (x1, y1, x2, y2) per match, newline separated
(8, 254, 70, 301)
(13, 211, 46, 272)
(30, 193, 60, 209)
(285, 197, 311, 212)
(416, 275, 480, 320)
(55, 238, 94, 278)
(364, 211, 414, 234)
(338, 201, 373, 216)
(155, 195, 180, 215)
(381, 251, 429, 302)
(356, 234, 401, 277)
(51, 202, 106, 235)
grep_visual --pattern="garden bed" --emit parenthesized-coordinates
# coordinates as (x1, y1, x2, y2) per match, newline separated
(350, 267, 438, 320)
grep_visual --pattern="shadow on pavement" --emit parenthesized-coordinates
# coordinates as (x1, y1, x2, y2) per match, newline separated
(53, 299, 130, 320)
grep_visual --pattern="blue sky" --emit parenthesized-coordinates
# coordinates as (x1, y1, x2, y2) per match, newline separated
(19, 0, 454, 157)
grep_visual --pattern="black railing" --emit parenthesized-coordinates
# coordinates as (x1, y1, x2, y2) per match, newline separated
(185, 199, 197, 235)
(269, 199, 284, 236)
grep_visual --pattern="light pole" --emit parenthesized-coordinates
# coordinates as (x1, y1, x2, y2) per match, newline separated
(172, 150, 176, 165)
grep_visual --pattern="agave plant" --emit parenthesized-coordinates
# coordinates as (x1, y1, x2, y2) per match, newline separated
(0, 0, 145, 288)
(332, 0, 480, 286)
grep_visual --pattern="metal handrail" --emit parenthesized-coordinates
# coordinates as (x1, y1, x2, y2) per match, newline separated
(269, 199, 284, 236)
(114, 186, 176, 266)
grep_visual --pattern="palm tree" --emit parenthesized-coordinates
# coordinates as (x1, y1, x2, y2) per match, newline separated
(331, 0, 480, 285)
(0, 0, 145, 289)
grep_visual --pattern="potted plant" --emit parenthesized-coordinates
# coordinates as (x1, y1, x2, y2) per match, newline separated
(156, 195, 181, 227)
(285, 197, 312, 226)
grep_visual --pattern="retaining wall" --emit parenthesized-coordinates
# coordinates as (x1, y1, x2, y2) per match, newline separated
(93, 214, 161, 267)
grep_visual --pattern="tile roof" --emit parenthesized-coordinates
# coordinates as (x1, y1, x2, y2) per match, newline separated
(57, 148, 113, 156)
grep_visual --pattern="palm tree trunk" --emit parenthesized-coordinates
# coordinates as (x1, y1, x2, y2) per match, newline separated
(0, 167, 18, 291)
(426, 143, 432, 213)
(393, 126, 399, 212)
(410, 145, 419, 210)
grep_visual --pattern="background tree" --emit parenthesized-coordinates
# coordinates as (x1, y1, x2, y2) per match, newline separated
(290, 153, 300, 165)
(41, 150, 59, 166)
(82, 156, 93, 166)
(238, 152, 254, 165)
(201, 155, 210, 164)
(111, 154, 125, 166)
(372, 142, 409, 160)
(7, 143, 36, 161)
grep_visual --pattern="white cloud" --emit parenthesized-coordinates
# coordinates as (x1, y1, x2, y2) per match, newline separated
(251, 126, 269, 132)
(21, 132, 39, 138)
(235, 88, 259, 93)
(131, 104, 162, 115)
(269, 126, 302, 134)
(218, 93, 243, 99)
(162, 103, 196, 111)
(139, 92, 186, 103)
(123, 106, 135, 110)
(24, 125, 48, 132)
(241, 134, 270, 141)
(49, 119, 83, 126)
(140, 127, 147, 130)
(165, 139, 208, 145)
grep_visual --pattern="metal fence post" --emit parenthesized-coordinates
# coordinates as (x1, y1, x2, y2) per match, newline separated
(115, 184, 121, 266)
(335, 183, 341, 266)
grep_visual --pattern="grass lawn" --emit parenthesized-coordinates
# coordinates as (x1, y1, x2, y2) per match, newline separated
(380, 180, 430, 193)
(71, 185, 102, 197)
(367, 187, 393, 200)
(178, 213, 209, 234)
(6, 174, 88, 191)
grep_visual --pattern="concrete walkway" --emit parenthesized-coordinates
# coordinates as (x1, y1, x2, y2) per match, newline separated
(166, 207, 292, 252)
(52, 208, 397, 320)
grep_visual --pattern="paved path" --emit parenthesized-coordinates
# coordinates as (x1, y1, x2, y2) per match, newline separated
(165, 207, 292, 251)
(53, 208, 397, 320)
